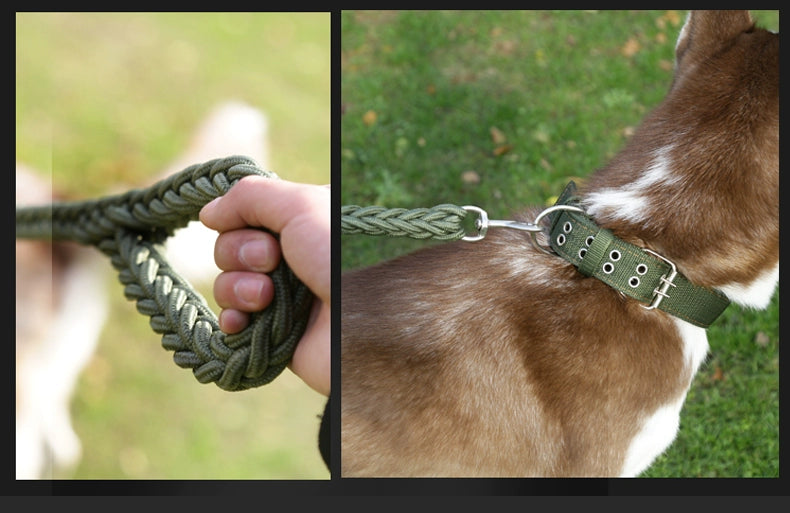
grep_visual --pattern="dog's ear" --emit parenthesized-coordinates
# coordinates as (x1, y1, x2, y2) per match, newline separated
(674, 10, 754, 71)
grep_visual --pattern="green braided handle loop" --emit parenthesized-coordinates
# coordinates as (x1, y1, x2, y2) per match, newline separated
(341, 204, 468, 240)
(15, 156, 313, 391)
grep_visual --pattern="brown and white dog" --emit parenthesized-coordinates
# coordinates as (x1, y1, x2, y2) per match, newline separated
(340, 11, 778, 477)
(15, 101, 269, 479)
(15, 168, 109, 480)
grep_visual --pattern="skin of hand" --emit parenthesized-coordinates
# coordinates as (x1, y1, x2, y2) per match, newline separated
(199, 176, 330, 396)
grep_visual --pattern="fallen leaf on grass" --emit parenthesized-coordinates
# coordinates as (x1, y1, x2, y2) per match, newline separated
(655, 11, 681, 30)
(495, 39, 517, 55)
(755, 331, 770, 347)
(621, 37, 640, 57)
(663, 10, 681, 27)
(490, 126, 507, 145)
(461, 170, 480, 185)
(362, 110, 377, 126)
(532, 127, 550, 144)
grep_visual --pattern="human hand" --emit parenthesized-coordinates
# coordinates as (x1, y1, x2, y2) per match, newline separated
(199, 176, 330, 396)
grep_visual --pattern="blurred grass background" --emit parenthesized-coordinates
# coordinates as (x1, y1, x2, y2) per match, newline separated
(341, 10, 778, 477)
(16, 12, 329, 479)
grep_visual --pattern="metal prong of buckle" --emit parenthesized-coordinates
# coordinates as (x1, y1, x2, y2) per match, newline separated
(642, 248, 678, 310)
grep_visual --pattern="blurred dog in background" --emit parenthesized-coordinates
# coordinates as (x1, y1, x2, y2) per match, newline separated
(15, 101, 270, 479)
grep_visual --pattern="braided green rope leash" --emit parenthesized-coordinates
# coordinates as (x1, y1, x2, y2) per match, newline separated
(341, 204, 469, 240)
(16, 155, 313, 391)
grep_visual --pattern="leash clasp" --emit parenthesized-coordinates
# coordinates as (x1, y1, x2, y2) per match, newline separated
(461, 206, 543, 242)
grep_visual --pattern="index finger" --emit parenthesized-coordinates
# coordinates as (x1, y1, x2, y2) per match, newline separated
(199, 176, 328, 234)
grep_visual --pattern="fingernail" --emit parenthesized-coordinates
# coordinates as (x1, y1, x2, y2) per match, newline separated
(234, 276, 265, 308)
(239, 240, 271, 272)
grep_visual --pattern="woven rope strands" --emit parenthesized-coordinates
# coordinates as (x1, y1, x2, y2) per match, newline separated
(15, 156, 313, 391)
(341, 204, 468, 240)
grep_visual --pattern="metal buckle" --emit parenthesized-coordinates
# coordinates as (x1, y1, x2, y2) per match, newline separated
(641, 248, 678, 310)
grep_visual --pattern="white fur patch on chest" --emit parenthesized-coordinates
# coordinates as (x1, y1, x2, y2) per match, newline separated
(716, 262, 779, 309)
(620, 319, 708, 477)
(620, 396, 686, 477)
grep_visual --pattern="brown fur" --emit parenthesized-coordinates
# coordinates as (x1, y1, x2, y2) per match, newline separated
(583, 10, 779, 288)
(341, 11, 778, 477)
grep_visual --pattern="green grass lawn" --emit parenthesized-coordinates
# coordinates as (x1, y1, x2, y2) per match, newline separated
(340, 10, 779, 478)
(16, 12, 330, 479)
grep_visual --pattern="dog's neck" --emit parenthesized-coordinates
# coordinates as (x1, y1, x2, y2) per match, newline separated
(577, 11, 778, 311)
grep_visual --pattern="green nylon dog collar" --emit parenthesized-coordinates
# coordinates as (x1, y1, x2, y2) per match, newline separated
(547, 182, 730, 328)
